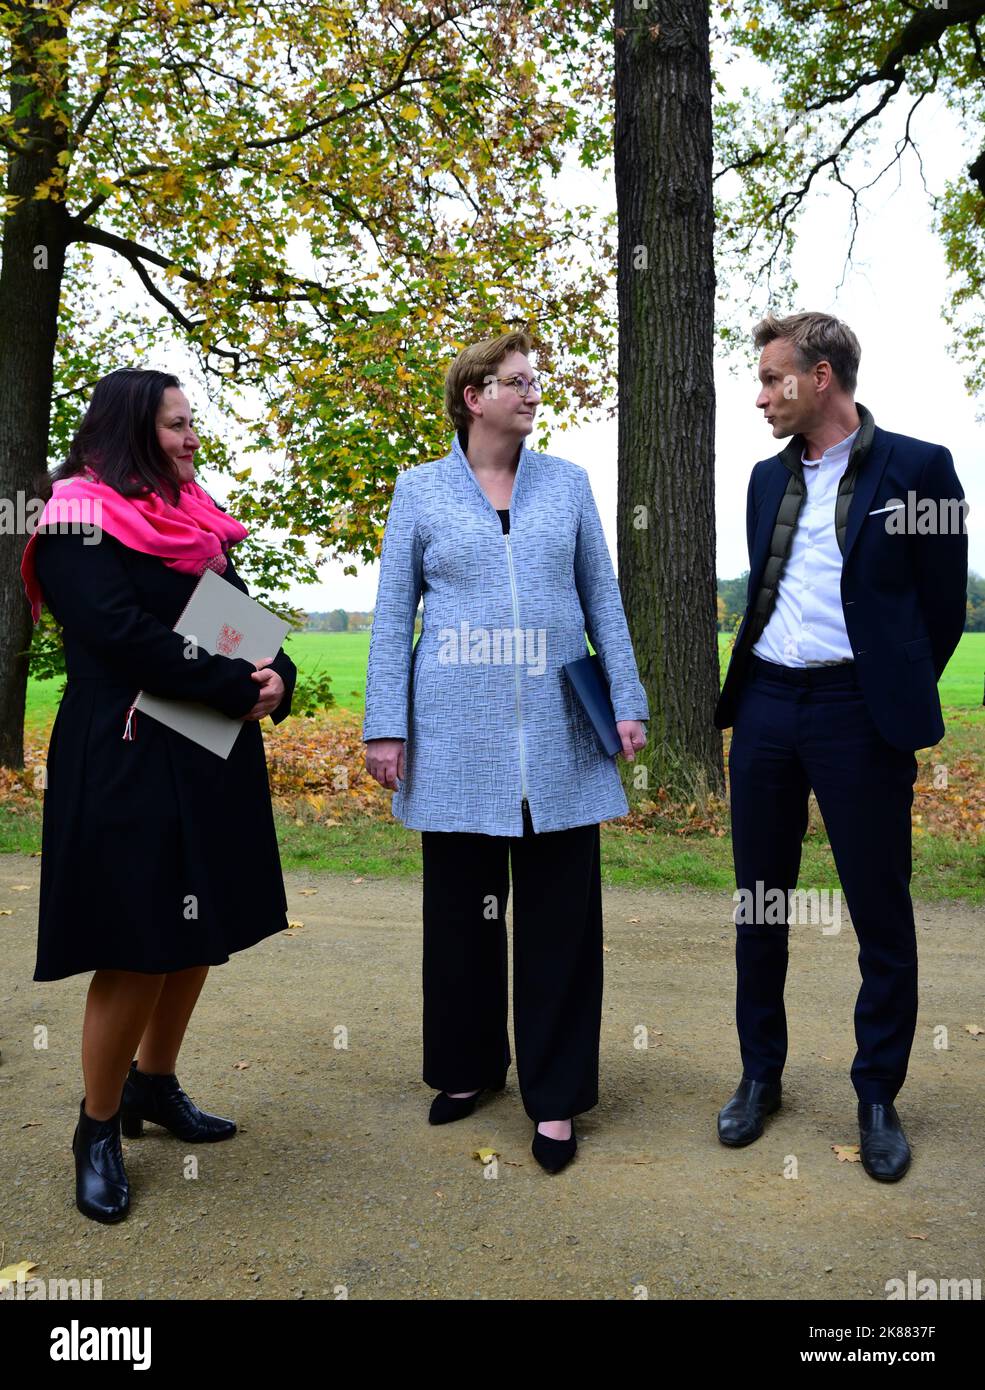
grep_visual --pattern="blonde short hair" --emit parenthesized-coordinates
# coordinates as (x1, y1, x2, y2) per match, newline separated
(444, 329, 534, 436)
(753, 311, 861, 394)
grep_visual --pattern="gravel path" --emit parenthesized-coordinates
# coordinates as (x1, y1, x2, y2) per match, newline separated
(2, 852, 982, 1300)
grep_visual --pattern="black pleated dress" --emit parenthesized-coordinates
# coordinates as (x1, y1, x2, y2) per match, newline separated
(31, 527, 298, 981)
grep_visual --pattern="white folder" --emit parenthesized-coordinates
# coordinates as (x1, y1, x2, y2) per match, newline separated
(132, 567, 291, 758)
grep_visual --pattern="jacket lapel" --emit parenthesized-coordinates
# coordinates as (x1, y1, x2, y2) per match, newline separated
(842, 428, 892, 564)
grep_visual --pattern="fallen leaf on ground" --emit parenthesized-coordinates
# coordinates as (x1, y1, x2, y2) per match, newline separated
(0, 1260, 38, 1289)
(832, 1144, 861, 1162)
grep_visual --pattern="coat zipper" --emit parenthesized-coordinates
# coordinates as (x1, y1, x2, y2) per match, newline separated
(503, 531, 528, 805)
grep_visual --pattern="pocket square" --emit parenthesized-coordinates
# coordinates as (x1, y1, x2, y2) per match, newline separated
(868, 504, 906, 515)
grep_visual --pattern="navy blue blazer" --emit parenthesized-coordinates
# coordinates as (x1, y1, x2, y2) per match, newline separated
(715, 421, 968, 752)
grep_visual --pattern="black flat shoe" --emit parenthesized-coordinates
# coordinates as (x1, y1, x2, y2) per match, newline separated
(428, 1075, 507, 1125)
(73, 1099, 130, 1223)
(120, 1061, 236, 1142)
(858, 1102, 911, 1181)
(532, 1120, 577, 1174)
(717, 1077, 782, 1147)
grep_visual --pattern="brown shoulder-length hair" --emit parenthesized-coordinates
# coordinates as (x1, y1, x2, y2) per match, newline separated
(48, 368, 186, 506)
(443, 329, 534, 438)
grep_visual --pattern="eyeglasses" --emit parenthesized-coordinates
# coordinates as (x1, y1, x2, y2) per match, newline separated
(484, 373, 543, 400)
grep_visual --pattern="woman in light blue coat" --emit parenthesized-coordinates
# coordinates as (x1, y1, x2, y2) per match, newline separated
(364, 329, 648, 1173)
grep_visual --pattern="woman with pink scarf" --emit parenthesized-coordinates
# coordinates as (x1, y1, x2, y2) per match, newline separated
(20, 368, 297, 1224)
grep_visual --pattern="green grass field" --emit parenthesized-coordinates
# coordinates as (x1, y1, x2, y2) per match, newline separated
(10, 629, 981, 903)
(23, 629, 985, 729)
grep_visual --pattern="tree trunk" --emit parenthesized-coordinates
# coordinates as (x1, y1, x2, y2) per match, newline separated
(0, 7, 69, 768)
(614, 0, 724, 798)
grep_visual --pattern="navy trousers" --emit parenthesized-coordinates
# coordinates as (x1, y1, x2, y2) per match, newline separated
(728, 655, 919, 1104)
(421, 802, 603, 1120)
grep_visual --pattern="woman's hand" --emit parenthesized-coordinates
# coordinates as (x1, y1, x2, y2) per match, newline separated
(242, 655, 286, 721)
(616, 719, 646, 761)
(365, 738, 405, 789)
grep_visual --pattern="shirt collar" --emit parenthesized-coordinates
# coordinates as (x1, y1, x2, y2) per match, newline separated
(801, 423, 861, 467)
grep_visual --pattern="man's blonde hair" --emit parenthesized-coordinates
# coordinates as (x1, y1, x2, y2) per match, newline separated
(753, 311, 861, 394)
(444, 329, 534, 436)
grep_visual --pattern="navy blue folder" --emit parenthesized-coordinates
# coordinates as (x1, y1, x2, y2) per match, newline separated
(562, 653, 622, 756)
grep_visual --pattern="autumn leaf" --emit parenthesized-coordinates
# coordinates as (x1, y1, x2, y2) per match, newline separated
(0, 1261, 39, 1290)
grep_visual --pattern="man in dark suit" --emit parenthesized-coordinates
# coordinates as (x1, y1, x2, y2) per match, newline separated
(715, 311, 968, 1181)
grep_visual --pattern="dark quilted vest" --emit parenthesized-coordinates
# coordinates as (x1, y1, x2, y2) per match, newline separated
(740, 402, 876, 656)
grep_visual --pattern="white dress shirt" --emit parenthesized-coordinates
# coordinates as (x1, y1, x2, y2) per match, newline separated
(753, 425, 861, 667)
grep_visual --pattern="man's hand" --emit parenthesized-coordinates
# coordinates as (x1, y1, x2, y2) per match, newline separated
(365, 738, 405, 789)
(242, 655, 286, 721)
(616, 719, 646, 761)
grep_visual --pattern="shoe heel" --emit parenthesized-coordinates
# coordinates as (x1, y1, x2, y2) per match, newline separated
(120, 1110, 143, 1138)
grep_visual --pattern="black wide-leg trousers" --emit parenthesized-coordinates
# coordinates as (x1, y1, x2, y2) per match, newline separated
(421, 802, 603, 1121)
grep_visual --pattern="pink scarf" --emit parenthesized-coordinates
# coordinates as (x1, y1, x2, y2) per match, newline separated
(21, 466, 249, 623)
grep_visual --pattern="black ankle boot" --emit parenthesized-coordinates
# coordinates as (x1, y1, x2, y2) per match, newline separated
(120, 1061, 237, 1142)
(73, 1099, 130, 1223)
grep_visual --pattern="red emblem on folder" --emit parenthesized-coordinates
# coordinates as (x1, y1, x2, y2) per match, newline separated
(217, 623, 244, 656)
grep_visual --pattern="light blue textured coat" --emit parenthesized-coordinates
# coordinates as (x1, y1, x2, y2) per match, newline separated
(362, 432, 650, 834)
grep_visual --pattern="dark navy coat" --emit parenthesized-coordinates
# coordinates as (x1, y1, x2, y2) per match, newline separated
(716, 418, 968, 751)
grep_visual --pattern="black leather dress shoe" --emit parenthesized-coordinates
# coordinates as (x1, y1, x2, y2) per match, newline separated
(120, 1061, 236, 1142)
(428, 1075, 507, 1125)
(73, 1099, 130, 1223)
(532, 1120, 577, 1174)
(858, 1102, 911, 1181)
(717, 1077, 782, 1147)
